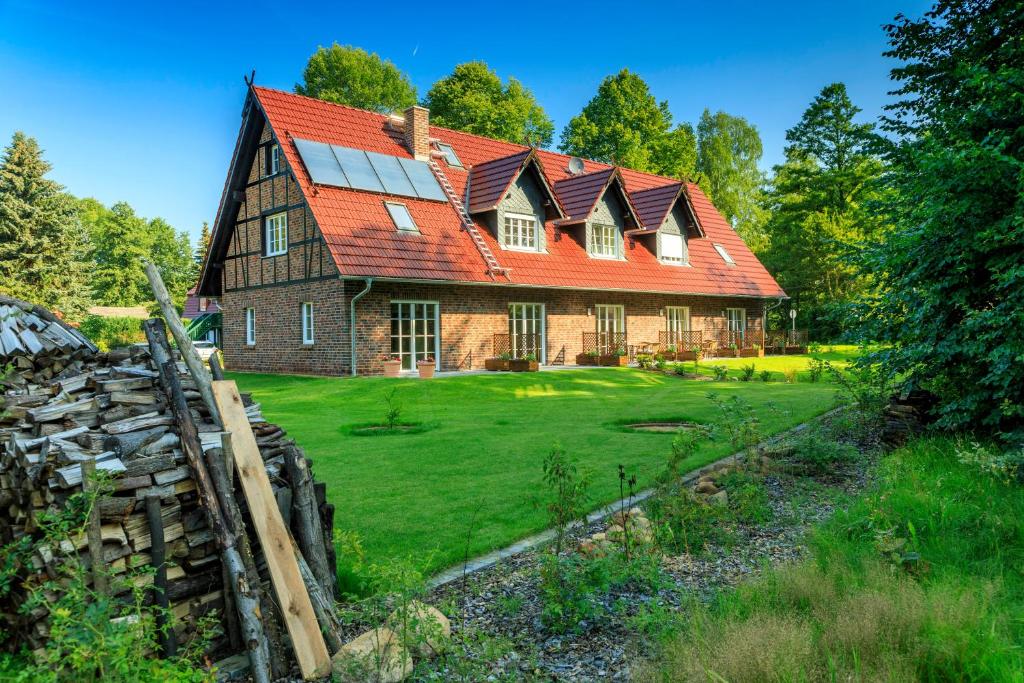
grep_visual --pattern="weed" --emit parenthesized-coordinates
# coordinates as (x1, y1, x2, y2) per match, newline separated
(759, 369, 772, 382)
(807, 358, 826, 382)
(787, 426, 861, 474)
(711, 365, 729, 381)
(717, 470, 772, 524)
(783, 368, 798, 384)
(541, 446, 590, 555)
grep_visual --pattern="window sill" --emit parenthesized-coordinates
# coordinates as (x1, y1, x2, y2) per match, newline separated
(660, 260, 692, 267)
(262, 251, 288, 258)
(501, 245, 546, 254)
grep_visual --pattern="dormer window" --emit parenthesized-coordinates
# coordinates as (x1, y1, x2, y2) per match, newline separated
(504, 213, 537, 250)
(435, 142, 463, 168)
(713, 243, 735, 265)
(660, 233, 688, 265)
(591, 223, 619, 258)
(385, 202, 418, 232)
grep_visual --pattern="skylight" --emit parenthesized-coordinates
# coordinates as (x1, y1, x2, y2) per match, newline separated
(385, 202, 418, 232)
(713, 243, 736, 265)
(435, 142, 463, 168)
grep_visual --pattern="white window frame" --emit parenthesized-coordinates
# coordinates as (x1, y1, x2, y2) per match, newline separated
(269, 143, 281, 175)
(595, 304, 625, 354)
(264, 211, 288, 257)
(385, 201, 418, 232)
(713, 243, 736, 265)
(245, 308, 256, 346)
(389, 300, 441, 370)
(726, 308, 746, 333)
(301, 302, 314, 345)
(435, 142, 463, 168)
(503, 212, 538, 251)
(666, 306, 690, 334)
(660, 232, 688, 265)
(591, 223, 618, 259)
(508, 302, 546, 364)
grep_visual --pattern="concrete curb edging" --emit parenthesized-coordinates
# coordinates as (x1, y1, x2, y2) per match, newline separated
(428, 406, 846, 588)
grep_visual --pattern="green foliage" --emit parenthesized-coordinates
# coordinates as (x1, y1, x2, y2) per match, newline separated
(83, 199, 194, 308)
(711, 365, 728, 381)
(424, 62, 553, 147)
(759, 369, 772, 383)
(193, 222, 210, 267)
(0, 132, 91, 318)
(739, 364, 756, 382)
(78, 315, 145, 351)
(863, 1, 1024, 442)
(806, 358, 825, 382)
(695, 110, 766, 249)
(541, 446, 590, 555)
(717, 470, 772, 524)
(383, 387, 402, 429)
(760, 83, 886, 339)
(295, 43, 417, 113)
(559, 69, 695, 178)
(787, 426, 861, 475)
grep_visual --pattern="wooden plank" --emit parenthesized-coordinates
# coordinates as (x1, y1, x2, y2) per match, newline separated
(212, 380, 330, 679)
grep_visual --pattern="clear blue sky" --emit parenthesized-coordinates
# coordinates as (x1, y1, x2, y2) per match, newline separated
(0, 0, 931, 242)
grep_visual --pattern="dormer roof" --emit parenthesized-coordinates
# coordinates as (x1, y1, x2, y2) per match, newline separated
(467, 149, 563, 217)
(552, 167, 642, 228)
(629, 183, 706, 237)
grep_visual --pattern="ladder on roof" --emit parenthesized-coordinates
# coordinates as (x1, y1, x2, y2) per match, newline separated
(428, 159, 511, 280)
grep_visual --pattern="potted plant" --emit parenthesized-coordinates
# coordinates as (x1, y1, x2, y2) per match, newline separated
(509, 353, 539, 372)
(740, 343, 764, 358)
(576, 350, 600, 366)
(416, 356, 435, 379)
(677, 345, 702, 361)
(728, 342, 740, 358)
(383, 354, 402, 377)
(601, 347, 629, 367)
(485, 352, 512, 372)
(665, 344, 678, 361)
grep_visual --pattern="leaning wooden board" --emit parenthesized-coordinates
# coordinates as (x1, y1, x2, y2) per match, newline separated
(211, 380, 331, 679)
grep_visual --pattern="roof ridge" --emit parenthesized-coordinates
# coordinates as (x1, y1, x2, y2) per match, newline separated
(253, 85, 395, 122)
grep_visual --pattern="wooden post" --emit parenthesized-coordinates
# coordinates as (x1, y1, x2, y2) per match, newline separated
(212, 380, 331, 679)
(143, 262, 221, 426)
(283, 446, 334, 598)
(209, 351, 225, 381)
(81, 459, 107, 595)
(146, 494, 178, 658)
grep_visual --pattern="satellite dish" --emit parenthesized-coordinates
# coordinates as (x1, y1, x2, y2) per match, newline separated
(567, 157, 585, 175)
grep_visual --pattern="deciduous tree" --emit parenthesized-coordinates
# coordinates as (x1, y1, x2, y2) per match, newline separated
(424, 62, 554, 147)
(295, 44, 417, 114)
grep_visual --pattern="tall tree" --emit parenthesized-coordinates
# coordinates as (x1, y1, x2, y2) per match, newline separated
(194, 222, 211, 267)
(560, 69, 695, 178)
(0, 132, 91, 317)
(759, 84, 884, 336)
(423, 62, 554, 147)
(295, 44, 417, 113)
(864, 0, 1024, 439)
(695, 110, 766, 247)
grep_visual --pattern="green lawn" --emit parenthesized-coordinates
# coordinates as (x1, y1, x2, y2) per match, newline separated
(230, 367, 842, 574)
(684, 344, 861, 380)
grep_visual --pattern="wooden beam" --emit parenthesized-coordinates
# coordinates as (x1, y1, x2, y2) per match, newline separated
(211, 380, 331, 679)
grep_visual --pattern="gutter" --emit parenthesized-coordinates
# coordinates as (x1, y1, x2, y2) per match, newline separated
(349, 278, 373, 376)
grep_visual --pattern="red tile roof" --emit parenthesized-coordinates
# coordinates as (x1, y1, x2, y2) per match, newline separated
(467, 149, 533, 213)
(250, 86, 786, 299)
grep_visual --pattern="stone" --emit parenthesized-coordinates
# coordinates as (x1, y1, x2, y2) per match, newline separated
(591, 532, 607, 542)
(709, 491, 729, 507)
(388, 601, 451, 658)
(607, 524, 625, 541)
(632, 515, 651, 530)
(628, 506, 644, 518)
(694, 480, 719, 495)
(333, 627, 412, 682)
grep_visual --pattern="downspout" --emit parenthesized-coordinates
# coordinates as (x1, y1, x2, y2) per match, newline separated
(349, 278, 374, 376)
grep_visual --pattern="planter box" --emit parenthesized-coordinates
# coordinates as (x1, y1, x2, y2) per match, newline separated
(785, 346, 808, 355)
(576, 353, 599, 366)
(416, 362, 436, 379)
(719, 348, 741, 358)
(739, 348, 765, 358)
(675, 350, 701, 361)
(382, 360, 402, 378)
(485, 358, 510, 372)
(509, 359, 539, 372)
(600, 354, 629, 367)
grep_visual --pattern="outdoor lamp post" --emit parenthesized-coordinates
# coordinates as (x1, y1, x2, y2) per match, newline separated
(789, 308, 797, 332)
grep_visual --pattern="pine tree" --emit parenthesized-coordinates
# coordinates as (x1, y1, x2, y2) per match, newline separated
(0, 132, 91, 318)
(194, 222, 211, 267)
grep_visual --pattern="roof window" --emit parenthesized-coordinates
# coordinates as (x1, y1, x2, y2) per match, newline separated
(434, 142, 463, 168)
(713, 243, 735, 265)
(385, 202, 418, 232)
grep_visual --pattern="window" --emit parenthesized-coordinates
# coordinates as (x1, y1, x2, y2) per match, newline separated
(591, 223, 618, 258)
(390, 301, 439, 370)
(666, 306, 690, 334)
(504, 213, 537, 250)
(264, 212, 288, 256)
(726, 308, 746, 332)
(713, 243, 736, 265)
(660, 232, 688, 265)
(301, 302, 314, 345)
(385, 202, 418, 232)
(266, 144, 281, 176)
(508, 303, 545, 363)
(595, 304, 625, 354)
(435, 142, 463, 168)
(245, 308, 255, 346)
(199, 297, 208, 312)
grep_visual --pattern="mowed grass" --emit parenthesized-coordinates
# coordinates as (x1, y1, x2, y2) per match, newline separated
(684, 344, 861, 380)
(229, 367, 841, 573)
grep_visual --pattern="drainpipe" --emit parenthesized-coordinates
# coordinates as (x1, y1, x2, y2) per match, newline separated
(349, 278, 374, 376)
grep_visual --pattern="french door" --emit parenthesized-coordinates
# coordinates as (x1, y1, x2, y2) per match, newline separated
(726, 307, 746, 345)
(390, 301, 439, 370)
(508, 303, 545, 363)
(595, 304, 625, 354)
(665, 306, 690, 344)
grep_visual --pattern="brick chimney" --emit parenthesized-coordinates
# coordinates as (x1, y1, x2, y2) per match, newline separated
(403, 106, 430, 161)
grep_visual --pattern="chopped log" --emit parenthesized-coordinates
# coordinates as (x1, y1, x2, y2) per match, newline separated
(283, 446, 334, 598)
(103, 426, 169, 458)
(101, 412, 173, 435)
(146, 495, 177, 658)
(81, 460, 107, 595)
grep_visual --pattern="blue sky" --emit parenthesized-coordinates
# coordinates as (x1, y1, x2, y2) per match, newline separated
(0, 0, 931, 241)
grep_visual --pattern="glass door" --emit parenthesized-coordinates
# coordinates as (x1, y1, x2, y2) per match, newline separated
(508, 303, 545, 363)
(390, 301, 439, 370)
(595, 304, 625, 354)
(666, 306, 690, 344)
(726, 307, 746, 345)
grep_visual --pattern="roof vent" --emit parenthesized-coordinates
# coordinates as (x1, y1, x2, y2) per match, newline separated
(567, 157, 585, 175)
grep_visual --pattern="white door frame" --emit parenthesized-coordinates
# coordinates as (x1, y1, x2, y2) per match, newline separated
(508, 302, 546, 364)
(390, 300, 441, 370)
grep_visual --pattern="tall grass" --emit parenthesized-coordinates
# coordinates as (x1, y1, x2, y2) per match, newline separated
(636, 437, 1024, 681)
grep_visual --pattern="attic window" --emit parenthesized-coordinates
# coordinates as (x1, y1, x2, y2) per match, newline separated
(385, 202, 418, 232)
(661, 233, 688, 265)
(713, 243, 735, 265)
(435, 142, 463, 168)
(267, 144, 281, 176)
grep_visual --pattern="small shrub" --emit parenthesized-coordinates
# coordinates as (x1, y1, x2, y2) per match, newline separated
(383, 388, 402, 429)
(717, 470, 772, 524)
(759, 369, 772, 383)
(788, 427, 861, 474)
(784, 368, 798, 384)
(654, 359, 666, 371)
(541, 446, 590, 555)
(711, 365, 729, 381)
(807, 358, 826, 382)
(740, 364, 756, 382)
(673, 364, 688, 376)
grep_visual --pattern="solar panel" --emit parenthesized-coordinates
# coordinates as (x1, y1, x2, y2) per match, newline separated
(366, 152, 417, 197)
(293, 139, 349, 187)
(331, 146, 384, 193)
(399, 157, 447, 201)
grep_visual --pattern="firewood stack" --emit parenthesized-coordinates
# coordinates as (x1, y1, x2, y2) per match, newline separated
(0, 297, 338, 672)
(882, 389, 938, 447)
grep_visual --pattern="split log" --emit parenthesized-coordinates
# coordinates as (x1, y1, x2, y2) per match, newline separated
(283, 446, 334, 598)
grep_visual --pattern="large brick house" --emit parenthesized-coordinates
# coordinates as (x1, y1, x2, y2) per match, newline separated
(197, 86, 787, 376)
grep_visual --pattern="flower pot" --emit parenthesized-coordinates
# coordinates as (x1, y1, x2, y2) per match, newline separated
(509, 359, 539, 372)
(576, 353, 599, 366)
(382, 360, 402, 378)
(416, 361, 435, 379)
(600, 354, 629, 367)
(485, 358, 510, 371)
